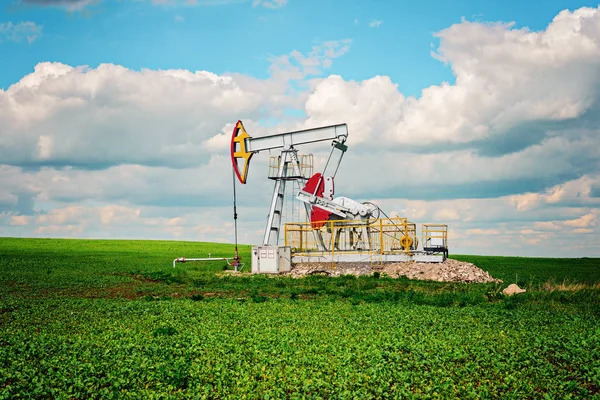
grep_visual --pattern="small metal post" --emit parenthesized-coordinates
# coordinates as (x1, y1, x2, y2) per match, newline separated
(330, 220, 335, 269)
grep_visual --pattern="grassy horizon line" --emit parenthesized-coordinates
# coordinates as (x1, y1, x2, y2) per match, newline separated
(0, 236, 597, 260)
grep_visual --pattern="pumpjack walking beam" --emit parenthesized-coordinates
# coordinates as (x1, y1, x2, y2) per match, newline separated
(231, 121, 349, 246)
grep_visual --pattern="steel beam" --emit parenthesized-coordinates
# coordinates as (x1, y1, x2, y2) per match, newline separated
(247, 124, 348, 153)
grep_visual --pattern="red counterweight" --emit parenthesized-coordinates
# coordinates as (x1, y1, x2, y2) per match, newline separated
(302, 173, 333, 229)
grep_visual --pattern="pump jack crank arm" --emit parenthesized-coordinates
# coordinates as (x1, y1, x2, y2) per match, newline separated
(296, 190, 349, 218)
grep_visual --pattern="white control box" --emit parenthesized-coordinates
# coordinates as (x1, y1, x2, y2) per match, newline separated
(251, 246, 291, 274)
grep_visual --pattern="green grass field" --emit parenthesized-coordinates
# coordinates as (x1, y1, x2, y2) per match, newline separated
(1, 238, 599, 399)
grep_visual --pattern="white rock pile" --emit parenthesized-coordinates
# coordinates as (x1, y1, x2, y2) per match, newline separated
(289, 258, 502, 284)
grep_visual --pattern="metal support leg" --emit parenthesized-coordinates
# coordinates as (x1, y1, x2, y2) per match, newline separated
(263, 152, 289, 246)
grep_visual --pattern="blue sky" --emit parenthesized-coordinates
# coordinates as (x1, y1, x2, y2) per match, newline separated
(2, 0, 598, 96)
(1, 0, 600, 257)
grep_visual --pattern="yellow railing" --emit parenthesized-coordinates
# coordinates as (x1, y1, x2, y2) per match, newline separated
(422, 224, 448, 251)
(268, 154, 313, 179)
(284, 217, 421, 256)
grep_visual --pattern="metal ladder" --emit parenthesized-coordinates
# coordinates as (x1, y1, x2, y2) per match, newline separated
(263, 149, 303, 246)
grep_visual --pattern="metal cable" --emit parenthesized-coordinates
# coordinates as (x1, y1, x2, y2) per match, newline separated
(231, 167, 240, 267)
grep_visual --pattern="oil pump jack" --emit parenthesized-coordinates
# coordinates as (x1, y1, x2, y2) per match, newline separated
(231, 121, 448, 273)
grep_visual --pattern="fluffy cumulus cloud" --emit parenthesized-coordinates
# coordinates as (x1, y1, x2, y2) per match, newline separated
(0, 63, 266, 169)
(1, 7, 600, 257)
(306, 7, 600, 151)
(0, 40, 350, 169)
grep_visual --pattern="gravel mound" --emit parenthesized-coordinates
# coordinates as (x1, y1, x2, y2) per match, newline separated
(289, 259, 502, 283)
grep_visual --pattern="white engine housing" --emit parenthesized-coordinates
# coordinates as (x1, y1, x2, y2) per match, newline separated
(332, 196, 370, 217)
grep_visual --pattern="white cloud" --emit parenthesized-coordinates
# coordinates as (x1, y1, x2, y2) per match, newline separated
(252, 0, 286, 9)
(1, 161, 598, 255)
(20, 0, 273, 10)
(510, 192, 541, 212)
(465, 228, 501, 236)
(1, 203, 262, 243)
(268, 40, 352, 82)
(533, 221, 561, 231)
(369, 20, 383, 28)
(0, 40, 349, 170)
(9, 215, 31, 226)
(20, 0, 98, 11)
(509, 176, 599, 212)
(564, 213, 596, 228)
(36, 206, 87, 225)
(433, 208, 460, 221)
(0, 21, 42, 43)
(306, 7, 600, 148)
(154, 0, 251, 5)
(0, 64, 275, 168)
